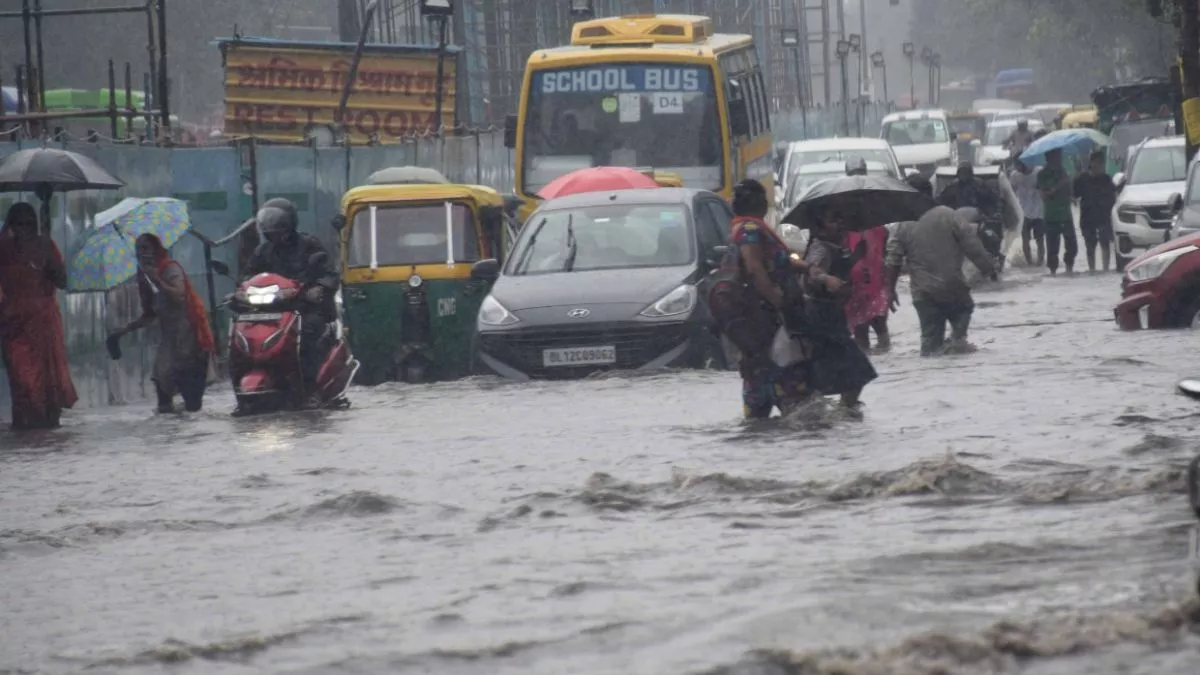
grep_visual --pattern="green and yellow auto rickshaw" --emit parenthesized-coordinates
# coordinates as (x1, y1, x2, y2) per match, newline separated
(334, 172, 518, 384)
(947, 111, 987, 164)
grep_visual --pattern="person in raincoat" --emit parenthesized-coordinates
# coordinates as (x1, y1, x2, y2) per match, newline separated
(0, 202, 78, 429)
(803, 198, 878, 411)
(110, 233, 215, 412)
(727, 179, 813, 419)
(885, 200, 998, 356)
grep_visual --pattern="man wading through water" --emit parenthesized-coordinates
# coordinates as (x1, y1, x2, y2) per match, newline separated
(886, 175, 998, 356)
(1073, 151, 1117, 273)
(1038, 148, 1077, 276)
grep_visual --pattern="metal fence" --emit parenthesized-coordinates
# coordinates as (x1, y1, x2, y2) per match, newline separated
(0, 131, 514, 418)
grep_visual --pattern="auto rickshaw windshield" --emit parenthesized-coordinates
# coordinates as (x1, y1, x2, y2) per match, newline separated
(347, 203, 481, 267)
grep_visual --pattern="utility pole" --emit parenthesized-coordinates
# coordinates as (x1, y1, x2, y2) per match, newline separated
(859, 0, 868, 101)
(1181, 0, 1200, 163)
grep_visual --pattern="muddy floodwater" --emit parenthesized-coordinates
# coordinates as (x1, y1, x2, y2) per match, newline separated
(3, 266, 1200, 675)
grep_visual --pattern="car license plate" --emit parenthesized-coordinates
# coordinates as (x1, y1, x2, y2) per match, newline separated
(240, 312, 283, 323)
(543, 345, 617, 367)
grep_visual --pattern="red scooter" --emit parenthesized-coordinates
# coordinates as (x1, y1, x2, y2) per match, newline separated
(224, 254, 359, 415)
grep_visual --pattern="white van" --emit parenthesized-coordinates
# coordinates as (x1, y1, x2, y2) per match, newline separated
(880, 109, 957, 176)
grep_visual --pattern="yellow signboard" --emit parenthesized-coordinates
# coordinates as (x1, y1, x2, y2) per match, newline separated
(219, 40, 457, 144)
(1183, 97, 1200, 146)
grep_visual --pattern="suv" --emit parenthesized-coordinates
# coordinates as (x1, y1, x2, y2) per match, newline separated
(1113, 135, 1187, 271)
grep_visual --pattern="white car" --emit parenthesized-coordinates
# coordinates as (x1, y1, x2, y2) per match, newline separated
(782, 160, 894, 212)
(1113, 135, 1187, 270)
(978, 118, 1045, 165)
(880, 109, 956, 176)
(775, 137, 901, 208)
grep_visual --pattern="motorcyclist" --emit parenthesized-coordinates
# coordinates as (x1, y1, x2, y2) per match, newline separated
(239, 198, 339, 408)
(1003, 118, 1036, 157)
(845, 156, 868, 176)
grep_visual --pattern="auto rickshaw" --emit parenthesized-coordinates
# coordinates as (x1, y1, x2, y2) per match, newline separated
(334, 173, 519, 384)
(1058, 106, 1098, 130)
(948, 111, 987, 165)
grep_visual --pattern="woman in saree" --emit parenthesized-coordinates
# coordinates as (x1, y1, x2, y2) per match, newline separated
(110, 233, 214, 413)
(0, 202, 78, 430)
(728, 179, 813, 419)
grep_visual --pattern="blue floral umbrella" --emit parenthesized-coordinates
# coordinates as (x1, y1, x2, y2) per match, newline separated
(68, 197, 191, 292)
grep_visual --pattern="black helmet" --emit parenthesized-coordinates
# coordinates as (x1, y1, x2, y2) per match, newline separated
(845, 156, 868, 176)
(955, 206, 984, 224)
(257, 198, 299, 238)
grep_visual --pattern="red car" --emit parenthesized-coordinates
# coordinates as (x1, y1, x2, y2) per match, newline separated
(1115, 231, 1200, 329)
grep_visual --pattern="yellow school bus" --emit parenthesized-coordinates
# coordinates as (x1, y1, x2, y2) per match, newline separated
(504, 14, 775, 221)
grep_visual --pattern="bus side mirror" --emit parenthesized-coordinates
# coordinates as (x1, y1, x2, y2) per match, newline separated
(504, 114, 518, 149)
(331, 214, 346, 231)
(730, 101, 751, 138)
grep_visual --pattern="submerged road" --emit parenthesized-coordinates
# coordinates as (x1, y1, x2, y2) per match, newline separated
(2, 265, 1199, 674)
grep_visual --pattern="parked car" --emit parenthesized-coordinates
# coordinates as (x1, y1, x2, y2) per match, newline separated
(470, 188, 734, 379)
(775, 137, 901, 209)
(1114, 230, 1200, 330)
(977, 117, 1045, 166)
(1113, 135, 1187, 271)
(880, 109, 956, 176)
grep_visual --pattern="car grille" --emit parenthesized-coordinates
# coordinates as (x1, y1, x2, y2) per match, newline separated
(1142, 204, 1174, 228)
(479, 323, 689, 379)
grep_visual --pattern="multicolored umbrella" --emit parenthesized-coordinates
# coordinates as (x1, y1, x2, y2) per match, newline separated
(68, 198, 191, 292)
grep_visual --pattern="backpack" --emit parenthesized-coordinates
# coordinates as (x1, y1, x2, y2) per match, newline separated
(707, 238, 779, 358)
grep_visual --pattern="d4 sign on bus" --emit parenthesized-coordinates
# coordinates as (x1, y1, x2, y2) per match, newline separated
(653, 93, 685, 115)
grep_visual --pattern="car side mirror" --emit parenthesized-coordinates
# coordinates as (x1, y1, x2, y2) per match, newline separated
(331, 214, 346, 231)
(471, 258, 501, 282)
(1169, 193, 1184, 214)
(208, 260, 232, 278)
(904, 168, 919, 179)
(1113, 172, 1126, 190)
(503, 114, 518, 149)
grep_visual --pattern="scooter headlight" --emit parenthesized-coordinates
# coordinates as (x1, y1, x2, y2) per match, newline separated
(246, 284, 281, 305)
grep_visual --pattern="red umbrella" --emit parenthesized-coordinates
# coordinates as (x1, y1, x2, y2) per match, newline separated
(537, 166, 660, 200)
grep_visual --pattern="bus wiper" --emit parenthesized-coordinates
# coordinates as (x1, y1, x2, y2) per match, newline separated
(512, 217, 548, 275)
(562, 215, 578, 272)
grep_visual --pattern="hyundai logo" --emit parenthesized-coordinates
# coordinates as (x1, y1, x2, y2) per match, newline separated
(567, 308, 591, 319)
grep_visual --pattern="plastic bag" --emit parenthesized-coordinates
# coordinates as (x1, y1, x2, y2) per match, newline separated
(770, 325, 806, 367)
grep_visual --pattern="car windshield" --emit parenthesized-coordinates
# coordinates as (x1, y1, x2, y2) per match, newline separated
(1129, 145, 1186, 185)
(882, 119, 949, 146)
(347, 203, 479, 267)
(507, 204, 693, 275)
(786, 168, 890, 207)
(522, 63, 723, 194)
(785, 148, 895, 187)
(984, 121, 1042, 145)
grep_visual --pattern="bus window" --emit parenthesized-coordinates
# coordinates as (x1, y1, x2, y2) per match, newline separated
(752, 68, 770, 133)
(522, 63, 724, 194)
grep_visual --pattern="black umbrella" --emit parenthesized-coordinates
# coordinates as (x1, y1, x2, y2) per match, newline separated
(0, 147, 124, 235)
(0, 147, 124, 192)
(781, 174, 936, 231)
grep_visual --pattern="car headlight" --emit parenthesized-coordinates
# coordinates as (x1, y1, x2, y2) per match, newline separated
(246, 284, 281, 305)
(1126, 244, 1197, 283)
(478, 295, 519, 326)
(1116, 205, 1140, 224)
(640, 284, 697, 318)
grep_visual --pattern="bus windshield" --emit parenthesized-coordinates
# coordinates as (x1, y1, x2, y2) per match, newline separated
(522, 63, 723, 194)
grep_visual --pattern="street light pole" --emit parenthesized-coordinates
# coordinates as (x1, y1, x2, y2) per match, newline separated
(871, 51, 888, 109)
(781, 28, 808, 138)
(836, 39, 851, 136)
(420, 0, 455, 134)
(902, 42, 915, 108)
(849, 33, 861, 136)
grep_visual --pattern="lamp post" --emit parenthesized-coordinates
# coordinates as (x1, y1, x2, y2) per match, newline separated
(931, 53, 942, 107)
(871, 50, 887, 109)
(920, 46, 934, 109)
(781, 28, 809, 137)
(421, 0, 454, 134)
(849, 33, 862, 136)
(836, 38, 851, 136)
(568, 0, 594, 20)
(902, 41, 915, 108)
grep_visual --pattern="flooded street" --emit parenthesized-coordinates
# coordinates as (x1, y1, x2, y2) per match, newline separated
(3, 266, 1200, 675)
